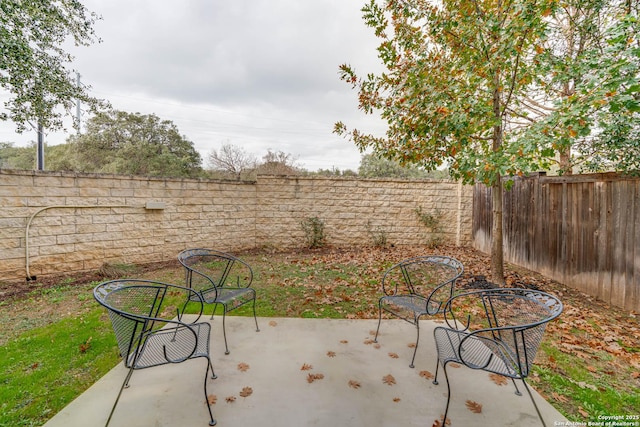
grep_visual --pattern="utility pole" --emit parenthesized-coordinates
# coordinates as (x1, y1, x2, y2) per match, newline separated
(37, 122, 44, 170)
(76, 72, 82, 134)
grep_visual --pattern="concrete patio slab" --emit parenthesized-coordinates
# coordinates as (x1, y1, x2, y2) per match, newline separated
(42, 317, 567, 427)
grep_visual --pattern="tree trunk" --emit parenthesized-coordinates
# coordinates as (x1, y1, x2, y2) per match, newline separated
(490, 178, 506, 286)
(490, 73, 506, 286)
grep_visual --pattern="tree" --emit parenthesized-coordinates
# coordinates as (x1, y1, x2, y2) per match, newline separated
(336, 0, 554, 284)
(0, 0, 106, 133)
(515, 0, 640, 175)
(358, 153, 445, 178)
(255, 149, 302, 175)
(0, 141, 35, 168)
(207, 143, 257, 180)
(61, 110, 203, 177)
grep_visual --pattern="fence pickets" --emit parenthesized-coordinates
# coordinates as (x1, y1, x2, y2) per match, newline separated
(473, 172, 639, 312)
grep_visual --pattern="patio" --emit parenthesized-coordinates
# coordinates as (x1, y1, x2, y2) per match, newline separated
(43, 316, 567, 427)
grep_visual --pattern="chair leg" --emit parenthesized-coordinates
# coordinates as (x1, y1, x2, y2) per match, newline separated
(521, 379, 547, 427)
(105, 366, 135, 427)
(203, 358, 217, 426)
(373, 302, 383, 343)
(252, 296, 260, 332)
(222, 308, 230, 355)
(208, 357, 217, 380)
(435, 362, 451, 426)
(409, 321, 420, 368)
(511, 378, 523, 396)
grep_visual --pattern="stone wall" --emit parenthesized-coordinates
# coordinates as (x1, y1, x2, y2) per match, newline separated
(256, 175, 472, 248)
(0, 169, 473, 282)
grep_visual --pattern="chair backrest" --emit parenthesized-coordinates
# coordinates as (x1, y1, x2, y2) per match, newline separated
(178, 249, 253, 293)
(94, 279, 204, 367)
(445, 288, 563, 377)
(382, 256, 464, 310)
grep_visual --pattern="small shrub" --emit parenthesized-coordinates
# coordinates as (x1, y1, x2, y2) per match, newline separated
(365, 220, 388, 247)
(414, 206, 444, 248)
(301, 216, 326, 249)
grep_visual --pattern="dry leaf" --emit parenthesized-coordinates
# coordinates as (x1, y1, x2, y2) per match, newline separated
(432, 415, 451, 427)
(348, 380, 361, 389)
(340, 340, 349, 344)
(419, 370, 434, 380)
(239, 386, 253, 398)
(364, 339, 374, 345)
(207, 395, 217, 405)
(369, 330, 377, 336)
(307, 373, 324, 383)
(373, 343, 381, 349)
(388, 352, 399, 359)
(301, 363, 313, 371)
(237, 362, 250, 372)
(225, 396, 236, 403)
(466, 400, 483, 413)
(327, 351, 336, 357)
(632, 371, 640, 379)
(578, 407, 589, 418)
(489, 373, 508, 386)
(449, 363, 461, 368)
(79, 337, 92, 353)
(407, 343, 416, 348)
(551, 392, 569, 403)
(393, 397, 401, 402)
(269, 320, 277, 327)
(383, 374, 396, 385)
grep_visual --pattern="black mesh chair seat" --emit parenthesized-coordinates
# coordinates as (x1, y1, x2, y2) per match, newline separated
(374, 256, 464, 367)
(432, 288, 563, 426)
(178, 248, 260, 355)
(94, 279, 217, 426)
(130, 322, 212, 369)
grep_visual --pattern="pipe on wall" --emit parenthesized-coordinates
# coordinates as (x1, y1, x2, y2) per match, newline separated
(25, 205, 131, 281)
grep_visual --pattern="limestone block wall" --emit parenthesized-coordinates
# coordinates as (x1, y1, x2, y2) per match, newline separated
(256, 176, 473, 248)
(0, 170, 256, 281)
(0, 169, 472, 282)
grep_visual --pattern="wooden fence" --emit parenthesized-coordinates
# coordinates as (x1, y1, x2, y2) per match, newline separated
(473, 172, 639, 312)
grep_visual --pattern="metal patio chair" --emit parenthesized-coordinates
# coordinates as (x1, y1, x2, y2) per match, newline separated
(432, 288, 563, 426)
(94, 279, 217, 426)
(178, 248, 259, 355)
(374, 255, 464, 367)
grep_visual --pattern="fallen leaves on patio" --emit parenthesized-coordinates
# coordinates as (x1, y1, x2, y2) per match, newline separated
(239, 387, 253, 398)
(419, 370, 434, 380)
(307, 373, 325, 383)
(327, 351, 336, 357)
(465, 400, 482, 413)
(237, 362, 250, 372)
(268, 320, 277, 327)
(388, 352, 399, 359)
(348, 380, 361, 389)
(382, 374, 396, 385)
(432, 415, 451, 426)
(225, 396, 236, 403)
(393, 397, 401, 402)
(489, 373, 508, 386)
(207, 394, 217, 405)
(300, 363, 313, 371)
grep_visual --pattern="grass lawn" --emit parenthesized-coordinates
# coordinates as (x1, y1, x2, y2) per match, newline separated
(0, 245, 638, 426)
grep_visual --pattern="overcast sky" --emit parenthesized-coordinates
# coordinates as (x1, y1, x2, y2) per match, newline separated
(0, 0, 388, 171)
